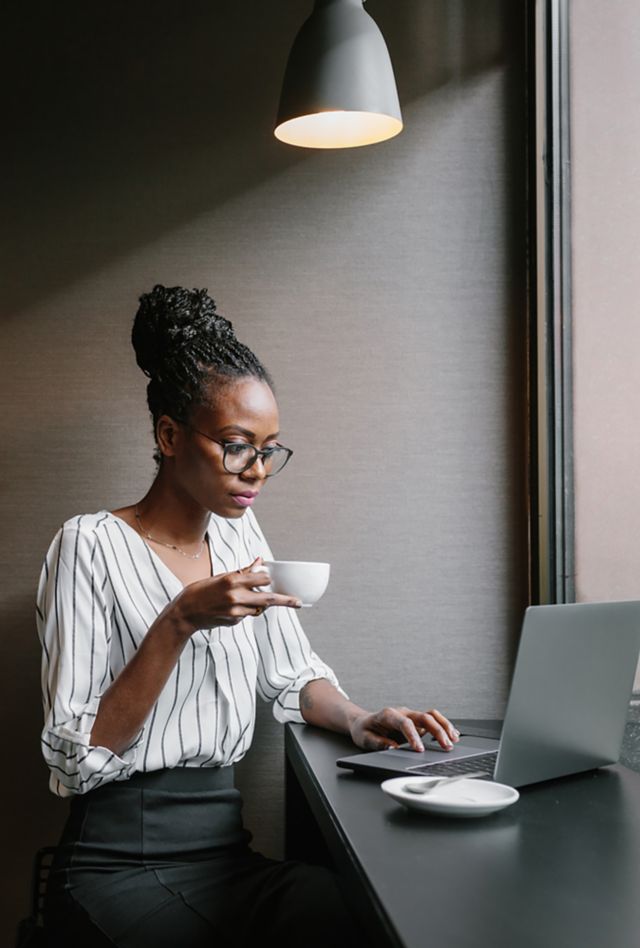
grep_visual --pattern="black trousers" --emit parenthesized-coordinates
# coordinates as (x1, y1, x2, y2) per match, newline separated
(44, 767, 362, 948)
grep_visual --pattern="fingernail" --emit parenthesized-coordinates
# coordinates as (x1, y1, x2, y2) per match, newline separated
(294, 599, 303, 608)
(418, 742, 425, 752)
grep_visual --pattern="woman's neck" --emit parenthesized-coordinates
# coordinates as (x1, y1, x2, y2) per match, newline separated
(136, 469, 210, 546)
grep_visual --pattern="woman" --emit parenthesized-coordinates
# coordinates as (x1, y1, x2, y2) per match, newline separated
(37, 285, 459, 948)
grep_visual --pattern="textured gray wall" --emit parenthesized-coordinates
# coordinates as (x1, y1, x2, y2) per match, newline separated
(0, 0, 527, 940)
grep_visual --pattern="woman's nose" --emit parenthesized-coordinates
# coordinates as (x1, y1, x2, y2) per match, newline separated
(242, 455, 268, 480)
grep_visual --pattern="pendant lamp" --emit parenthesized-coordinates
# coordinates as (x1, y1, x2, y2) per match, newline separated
(274, 0, 403, 149)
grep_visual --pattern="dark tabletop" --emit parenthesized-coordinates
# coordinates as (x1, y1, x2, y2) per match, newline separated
(286, 707, 640, 948)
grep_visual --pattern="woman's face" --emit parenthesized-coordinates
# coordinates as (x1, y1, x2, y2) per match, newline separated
(159, 378, 282, 518)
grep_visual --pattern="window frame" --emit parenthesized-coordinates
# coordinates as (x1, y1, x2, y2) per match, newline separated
(528, 0, 574, 605)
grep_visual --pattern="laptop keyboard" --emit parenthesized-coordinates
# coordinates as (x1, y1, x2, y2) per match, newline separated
(406, 751, 498, 777)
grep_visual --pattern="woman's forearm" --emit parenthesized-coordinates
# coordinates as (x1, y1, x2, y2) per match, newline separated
(299, 678, 368, 735)
(300, 680, 458, 753)
(90, 602, 192, 756)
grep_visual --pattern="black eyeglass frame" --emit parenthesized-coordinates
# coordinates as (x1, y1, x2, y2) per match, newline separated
(181, 422, 293, 477)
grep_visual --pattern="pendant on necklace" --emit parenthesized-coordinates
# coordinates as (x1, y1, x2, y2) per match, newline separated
(134, 506, 206, 560)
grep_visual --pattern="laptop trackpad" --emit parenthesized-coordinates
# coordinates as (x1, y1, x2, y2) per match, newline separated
(386, 736, 499, 763)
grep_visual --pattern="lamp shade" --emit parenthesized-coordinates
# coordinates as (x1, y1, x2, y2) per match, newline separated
(275, 0, 403, 149)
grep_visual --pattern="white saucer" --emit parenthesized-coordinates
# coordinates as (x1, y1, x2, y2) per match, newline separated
(381, 775, 519, 818)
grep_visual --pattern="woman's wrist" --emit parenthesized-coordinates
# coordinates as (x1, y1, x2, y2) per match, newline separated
(159, 592, 198, 641)
(348, 709, 374, 744)
(300, 680, 369, 735)
(346, 707, 369, 735)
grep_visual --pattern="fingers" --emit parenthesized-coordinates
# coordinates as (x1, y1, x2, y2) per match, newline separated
(224, 595, 302, 618)
(237, 557, 270, 587)
(233, 560, 301, 610)
(390, 709, 427, 752)
(233, 558, 272, 590)
(247, 592, 303, 612)
(362, 732, 398, 752)
(362, 707, 460, 753)
(227, 576, 302, 613)
(409, 708, 460, 750)
(195, 570, 301, 623)
(369, 707, 426, 753)
(238, 569, 271, 588)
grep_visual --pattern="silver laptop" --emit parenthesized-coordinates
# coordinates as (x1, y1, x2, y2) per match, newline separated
(337, 601, 640, 787)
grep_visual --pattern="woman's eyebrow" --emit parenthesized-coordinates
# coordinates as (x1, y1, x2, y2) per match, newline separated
(219, 424, 280, 439)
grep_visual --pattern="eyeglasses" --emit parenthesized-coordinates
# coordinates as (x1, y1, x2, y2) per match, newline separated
(184, 424, 293, 477)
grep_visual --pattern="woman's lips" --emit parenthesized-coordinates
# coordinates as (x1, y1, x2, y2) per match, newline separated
(230, 492, 258, 508)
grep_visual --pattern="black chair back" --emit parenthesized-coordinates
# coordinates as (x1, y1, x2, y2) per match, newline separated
(15, 847, 56, 948)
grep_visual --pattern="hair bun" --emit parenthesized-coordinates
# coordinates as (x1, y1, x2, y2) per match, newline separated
(132, 284, 234, 379)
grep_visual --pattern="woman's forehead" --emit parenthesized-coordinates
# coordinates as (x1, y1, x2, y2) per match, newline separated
(196, 378, 279, 431)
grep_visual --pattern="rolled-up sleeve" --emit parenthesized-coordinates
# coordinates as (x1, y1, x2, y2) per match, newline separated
(254, 606, 349, 724)
(36, 518, 142, 797)
(242, 509, 348, 723)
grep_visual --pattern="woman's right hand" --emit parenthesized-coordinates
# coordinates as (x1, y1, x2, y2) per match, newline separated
(172, 557, 302, 634)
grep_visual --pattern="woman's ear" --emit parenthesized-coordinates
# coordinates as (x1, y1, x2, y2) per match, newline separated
(156, 415, 181, 458)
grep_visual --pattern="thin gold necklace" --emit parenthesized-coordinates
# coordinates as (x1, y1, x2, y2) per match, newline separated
(134, 505, 207, 560)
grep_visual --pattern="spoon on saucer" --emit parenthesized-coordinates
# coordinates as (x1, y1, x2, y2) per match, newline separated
(403, 772, 488, 795)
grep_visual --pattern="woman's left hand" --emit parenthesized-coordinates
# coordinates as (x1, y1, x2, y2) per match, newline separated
(349, 706, 460, 752)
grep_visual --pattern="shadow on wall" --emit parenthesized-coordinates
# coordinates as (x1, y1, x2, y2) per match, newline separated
(0, 592, 55, 928)
(1, 0, 512, 318)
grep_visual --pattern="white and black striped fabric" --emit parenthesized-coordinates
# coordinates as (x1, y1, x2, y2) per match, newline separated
(36, 509, 345, 798)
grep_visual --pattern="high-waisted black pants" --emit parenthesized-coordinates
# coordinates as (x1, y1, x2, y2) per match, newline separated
(44, 767, 362, 948)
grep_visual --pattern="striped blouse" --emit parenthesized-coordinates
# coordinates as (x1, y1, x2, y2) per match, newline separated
(36, 509, 346, 798)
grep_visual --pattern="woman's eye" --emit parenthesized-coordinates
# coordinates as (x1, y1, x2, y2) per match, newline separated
(225, 442, 251, 456)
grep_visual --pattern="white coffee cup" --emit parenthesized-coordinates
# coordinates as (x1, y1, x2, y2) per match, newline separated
(262, 560, 330, 607)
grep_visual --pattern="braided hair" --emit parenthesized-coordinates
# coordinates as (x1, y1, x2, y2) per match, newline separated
(132, 285, 273, 463)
